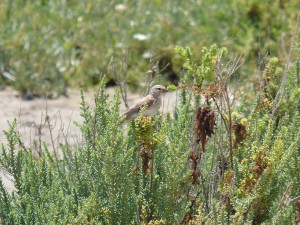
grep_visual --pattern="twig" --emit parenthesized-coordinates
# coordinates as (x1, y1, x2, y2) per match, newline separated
(277, 182, 292, 210)
(213, 98, 229, 134)
(271, 13, 300, 118)
(38, 112, 43, 156)
(145, 58, 157, 95)
(46, 114, 57, 155)
(199, 170, 209, 213)
(214, 53, 244, 170)
(145, 57, 169, 95)
(223, 85, 234, 170)
(18, 138, 28, 153)
(108, 50, 129, 108)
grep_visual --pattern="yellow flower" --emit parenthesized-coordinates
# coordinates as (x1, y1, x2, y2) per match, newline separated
(231, 111, 238, 120)
(241, 118, 247, 126)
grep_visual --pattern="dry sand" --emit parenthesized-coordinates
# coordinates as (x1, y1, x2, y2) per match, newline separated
(0, 86, 179, 193)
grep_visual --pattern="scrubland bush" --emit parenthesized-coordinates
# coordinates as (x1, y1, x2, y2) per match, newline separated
(1, 40, 300, 224)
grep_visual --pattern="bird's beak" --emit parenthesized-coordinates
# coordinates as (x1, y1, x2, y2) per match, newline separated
(163, 88, 168, 93)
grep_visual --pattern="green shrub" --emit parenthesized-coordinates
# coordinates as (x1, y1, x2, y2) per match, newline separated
(1, 43, 300, 224)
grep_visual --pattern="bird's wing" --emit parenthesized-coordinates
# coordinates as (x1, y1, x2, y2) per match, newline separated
(123, 95, 156, 118)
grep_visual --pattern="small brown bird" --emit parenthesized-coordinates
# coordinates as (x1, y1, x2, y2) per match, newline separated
(121, 85, 168, 121)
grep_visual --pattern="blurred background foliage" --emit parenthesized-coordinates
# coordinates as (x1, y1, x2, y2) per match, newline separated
(0, 0, 299, 97)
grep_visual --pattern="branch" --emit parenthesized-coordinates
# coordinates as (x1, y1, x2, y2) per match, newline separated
(108, 51, 129, 108)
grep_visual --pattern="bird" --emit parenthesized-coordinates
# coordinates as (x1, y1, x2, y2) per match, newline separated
(121, 85, 168, 122)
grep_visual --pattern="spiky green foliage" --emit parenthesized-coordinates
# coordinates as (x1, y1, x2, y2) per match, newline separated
(0, 43, 300, 224)
(0, 77, 195, 224)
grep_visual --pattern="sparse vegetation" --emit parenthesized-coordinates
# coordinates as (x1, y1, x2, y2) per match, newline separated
(0, 0, 299, 96)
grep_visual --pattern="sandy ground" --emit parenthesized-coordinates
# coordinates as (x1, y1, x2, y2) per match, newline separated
(0, 86, 179, 193)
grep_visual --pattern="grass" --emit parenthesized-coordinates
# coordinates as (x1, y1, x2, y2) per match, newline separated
(0, 0, 299, 96)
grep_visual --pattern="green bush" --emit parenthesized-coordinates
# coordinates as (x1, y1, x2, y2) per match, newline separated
(1, 43, 300, 224)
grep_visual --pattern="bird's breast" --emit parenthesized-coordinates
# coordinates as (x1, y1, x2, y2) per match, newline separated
(145, 98, 161, 116)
